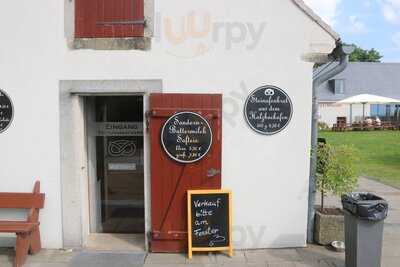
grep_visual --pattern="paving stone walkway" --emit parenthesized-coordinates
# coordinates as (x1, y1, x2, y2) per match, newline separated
(0, 246, 347, 267)
(0, 178, 398, 267)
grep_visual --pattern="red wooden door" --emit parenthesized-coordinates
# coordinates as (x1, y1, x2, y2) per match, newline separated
(149, 93, 222, 252)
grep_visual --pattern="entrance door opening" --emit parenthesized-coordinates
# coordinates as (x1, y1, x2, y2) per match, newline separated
(86, 95, 145, 235)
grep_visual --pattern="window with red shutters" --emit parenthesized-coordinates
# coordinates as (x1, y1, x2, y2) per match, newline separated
(75, 0, 145, 38)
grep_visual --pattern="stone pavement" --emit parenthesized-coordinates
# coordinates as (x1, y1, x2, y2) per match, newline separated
(0, 177, 398, 267)
(0, 246, 348, 267)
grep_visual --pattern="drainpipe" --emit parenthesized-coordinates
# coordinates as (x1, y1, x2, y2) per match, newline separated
(307, 43, 354, 243)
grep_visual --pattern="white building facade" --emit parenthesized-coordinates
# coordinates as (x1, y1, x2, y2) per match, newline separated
(0, 0, 338, 250)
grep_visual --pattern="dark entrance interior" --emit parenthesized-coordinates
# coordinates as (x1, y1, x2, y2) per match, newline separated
(87, 95, 144, 234)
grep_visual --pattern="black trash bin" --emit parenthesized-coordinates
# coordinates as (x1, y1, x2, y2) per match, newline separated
(341, 192, 389, 267)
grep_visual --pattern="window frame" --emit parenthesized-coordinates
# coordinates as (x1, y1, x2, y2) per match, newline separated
(331, 79, 346, 95)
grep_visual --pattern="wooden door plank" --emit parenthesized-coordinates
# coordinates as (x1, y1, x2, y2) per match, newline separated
(150, 93, 222, 252)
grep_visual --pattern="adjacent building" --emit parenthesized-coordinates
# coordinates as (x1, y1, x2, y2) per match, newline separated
(318, 62, 400, 127)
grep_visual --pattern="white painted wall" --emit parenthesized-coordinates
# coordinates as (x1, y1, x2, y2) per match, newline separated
(319, 102, 371, 127)
(0, 0, 336, 249)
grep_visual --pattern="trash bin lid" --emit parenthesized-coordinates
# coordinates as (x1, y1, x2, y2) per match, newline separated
(342, 192, 388, 221)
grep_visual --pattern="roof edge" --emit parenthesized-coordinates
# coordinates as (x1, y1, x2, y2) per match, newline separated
(292, 0, 341, 42)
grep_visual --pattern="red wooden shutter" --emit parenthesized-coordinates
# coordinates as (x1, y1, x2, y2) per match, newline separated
(75, 0, 144, 38)
(149, 94, 223, 252)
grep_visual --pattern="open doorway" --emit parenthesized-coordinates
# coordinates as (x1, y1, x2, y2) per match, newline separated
(85, 95, 145, 248)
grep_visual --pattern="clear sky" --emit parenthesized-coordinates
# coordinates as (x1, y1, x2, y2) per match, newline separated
(304, 0, 400, 62)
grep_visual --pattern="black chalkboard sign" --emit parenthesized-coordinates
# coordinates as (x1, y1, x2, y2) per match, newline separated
(161, 112, 212, 163)
(244, 85, 293, 135)
(0, 89, 13, 133)
(187, 190, 233, 259)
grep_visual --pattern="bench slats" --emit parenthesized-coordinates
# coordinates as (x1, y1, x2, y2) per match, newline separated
(0, 221, 37, 233)
(0, 181, 45, 267)
(0, 193, 45, 209)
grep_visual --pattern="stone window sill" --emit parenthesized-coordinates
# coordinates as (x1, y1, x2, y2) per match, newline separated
(71, 37, 151, 51)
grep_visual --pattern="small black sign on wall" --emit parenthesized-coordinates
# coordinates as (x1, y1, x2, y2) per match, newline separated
(0, 89, 13, 133)
(244, 85, 293, 135)
(161, 112, 213, 163)
(187, 190, 233, 259)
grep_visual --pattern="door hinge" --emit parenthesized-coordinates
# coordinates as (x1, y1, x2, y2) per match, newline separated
(145, 111, 151, 133)
(96, 20, 146, 26)
(151, 231, 187, 240)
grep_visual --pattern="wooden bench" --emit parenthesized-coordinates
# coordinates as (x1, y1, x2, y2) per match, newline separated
(382, 121, 396, 130)
(0, 181, 45, 267)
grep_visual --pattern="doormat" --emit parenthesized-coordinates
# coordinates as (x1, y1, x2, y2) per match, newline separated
(70, 251, 146, 267)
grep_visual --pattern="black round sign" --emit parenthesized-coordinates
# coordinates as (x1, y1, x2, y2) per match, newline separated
(161, 112, 213, 163)
(244, 85, 293, 135)
(0, 89, 13, 133)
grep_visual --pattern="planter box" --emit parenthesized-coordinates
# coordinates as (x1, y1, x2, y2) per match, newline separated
(314, 209, 344, 245)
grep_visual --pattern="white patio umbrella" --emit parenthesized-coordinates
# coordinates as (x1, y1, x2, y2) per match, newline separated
(336, 94, 400, 123)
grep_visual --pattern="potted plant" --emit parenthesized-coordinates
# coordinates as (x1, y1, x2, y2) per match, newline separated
(314, 143, 359, 245)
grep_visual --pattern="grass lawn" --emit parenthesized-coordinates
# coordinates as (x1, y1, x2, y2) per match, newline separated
(319, 131, 400, 188)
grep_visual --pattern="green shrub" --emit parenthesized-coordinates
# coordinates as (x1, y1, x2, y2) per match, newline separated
(316, 144, 359, 210)
(318, 121, 330, 131)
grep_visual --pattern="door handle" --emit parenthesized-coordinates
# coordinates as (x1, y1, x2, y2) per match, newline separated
(207, 168, 221, 178)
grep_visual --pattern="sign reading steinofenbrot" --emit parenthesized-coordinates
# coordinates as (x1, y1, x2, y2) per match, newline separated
(244, 85, 293, 135)
(161, 112, 212, 163)
(0, 89, 13, 133)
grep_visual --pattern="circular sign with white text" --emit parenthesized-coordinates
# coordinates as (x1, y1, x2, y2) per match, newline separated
(0, 89, 13, 133)
(244, 85, 293, 135)
(161, 112, 213, 163)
